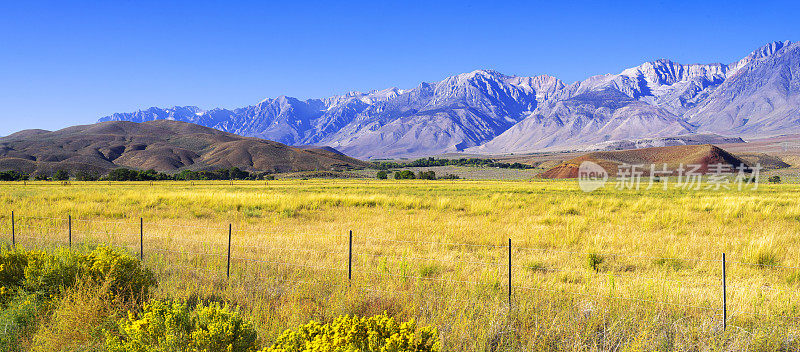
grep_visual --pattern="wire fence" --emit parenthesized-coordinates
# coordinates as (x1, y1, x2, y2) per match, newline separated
(3, 211, 800, 329)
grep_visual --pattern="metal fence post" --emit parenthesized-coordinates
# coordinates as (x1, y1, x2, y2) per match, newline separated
(348, 230, 353, 286)
(227, 224, 232, 279)
(11, 211, 15, 247)
(139, 218, 144, 261)
(508, 238, 512, 308)
(68, 215, 72, 248)
(722, 252, 727, 331)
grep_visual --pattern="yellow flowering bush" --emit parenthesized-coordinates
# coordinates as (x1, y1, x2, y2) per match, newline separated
(0, 245, 155, 305)
(105, 299, 260, 352)
(265, 313, 440, 352)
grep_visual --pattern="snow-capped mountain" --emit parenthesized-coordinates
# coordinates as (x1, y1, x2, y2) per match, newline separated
(99, 41, 799, 158)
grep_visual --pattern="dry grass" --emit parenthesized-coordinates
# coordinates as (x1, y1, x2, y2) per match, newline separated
(3, 179, 800, 350)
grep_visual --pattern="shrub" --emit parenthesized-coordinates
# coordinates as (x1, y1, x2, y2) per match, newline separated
(266, 313, 440, 352)
(587, 253, 604, 273)
(418, 263, 442, 278)
(30, 280, 125, 351)
(786, 271, 800, 286)
(0, 171, 29, 181)
(79, 246, 157, 301)
(105, 300, 259, 352)
(768, 175, 781, 184)
(376, 170, 388, 180)
(751, 249, 781, 268)
(653, 258, 683, 271)
(525, 261, 547, 273)
(394, 170, 416, 180)
(417, 170, 436, 180)
(0, 294, 39, 352)
(0, 246, 156, 305)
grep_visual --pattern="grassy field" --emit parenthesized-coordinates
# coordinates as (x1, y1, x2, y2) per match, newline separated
(3, 179, 800, 350)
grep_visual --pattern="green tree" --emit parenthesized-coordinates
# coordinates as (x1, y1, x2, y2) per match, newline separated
(769, 175, 781, 184)
(75, 171, 100, 181)
(376, 170, 388, 179)
(53, 170, 70, 181)
(394, 170, 415, 180)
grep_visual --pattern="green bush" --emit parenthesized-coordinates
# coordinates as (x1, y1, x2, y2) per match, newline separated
(394, 170, 416, 180)
(0, 171, 29, 181)
(0, 245, 156, 305)
(266, 313, 440, 352)
(0, 294, 39, 351)
(416, 170, 436, 180)
(768, 175, 781, 184)
(653, 257, 683, 271)
(53, 170, 70, 181)
(586, 253, 604, 273)
(105, 300, 259, 352)
(376, 170, 388, 179)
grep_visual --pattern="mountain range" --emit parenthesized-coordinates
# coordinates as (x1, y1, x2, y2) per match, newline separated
(99, 41, 800, 159)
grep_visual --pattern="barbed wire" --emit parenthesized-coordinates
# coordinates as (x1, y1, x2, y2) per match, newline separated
(361, 236, 505, 249)
(145, 222, 228, 231)
(14, 216, 69, 222)
(513, 245, 722, 264)
(728, 260, 800, 271)
(513, 285, 721, 312)
(145, 233, 226, 247)
(355, 252, 501, 267)
(72, 218, 137, 226)
(75, 229, 140, 238)
(233, 242, 346, 257)
(230, 255, 347, 272)
(5, 213, 800, 321)
(12, 224, 64, 232)
(234, 228, 349, 240)
(150, 247, 227, 258)
(360, 269, 483, 286)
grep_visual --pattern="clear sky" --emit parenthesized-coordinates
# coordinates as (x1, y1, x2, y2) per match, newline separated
(1, 0, 798, 136)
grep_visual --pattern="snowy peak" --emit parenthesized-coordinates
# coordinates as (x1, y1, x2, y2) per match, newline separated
(748, 40, 792, 60)
(99, 41, 800, 158)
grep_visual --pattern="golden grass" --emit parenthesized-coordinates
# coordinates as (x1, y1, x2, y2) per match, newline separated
(3, 179, 800, 350)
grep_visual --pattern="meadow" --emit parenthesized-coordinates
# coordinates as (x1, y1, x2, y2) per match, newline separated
(2, 179, 800, 351)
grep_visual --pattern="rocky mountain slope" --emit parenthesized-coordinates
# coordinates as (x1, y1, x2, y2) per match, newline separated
(98, 41, 799, 158)
(0, 120, 370, 175)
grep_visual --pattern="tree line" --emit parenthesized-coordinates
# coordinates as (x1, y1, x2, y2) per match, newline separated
(376, 169, 459, 180)
(373, 157, 533, 170)
(0, 167, 276, 181)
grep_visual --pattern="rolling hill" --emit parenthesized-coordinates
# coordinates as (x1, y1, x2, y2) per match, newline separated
(0, 120, 370, 176)
(540, 144, 751, 178)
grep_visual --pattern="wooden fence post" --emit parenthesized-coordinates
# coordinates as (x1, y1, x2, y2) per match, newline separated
(11, 211, 15, 247)
(68, 215, 72, 248)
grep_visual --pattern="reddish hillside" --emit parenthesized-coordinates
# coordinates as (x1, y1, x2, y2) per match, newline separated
(540, 144, 750, 178)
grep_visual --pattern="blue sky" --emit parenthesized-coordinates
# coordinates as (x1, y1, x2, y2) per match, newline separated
(1, 0, 798, 136)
